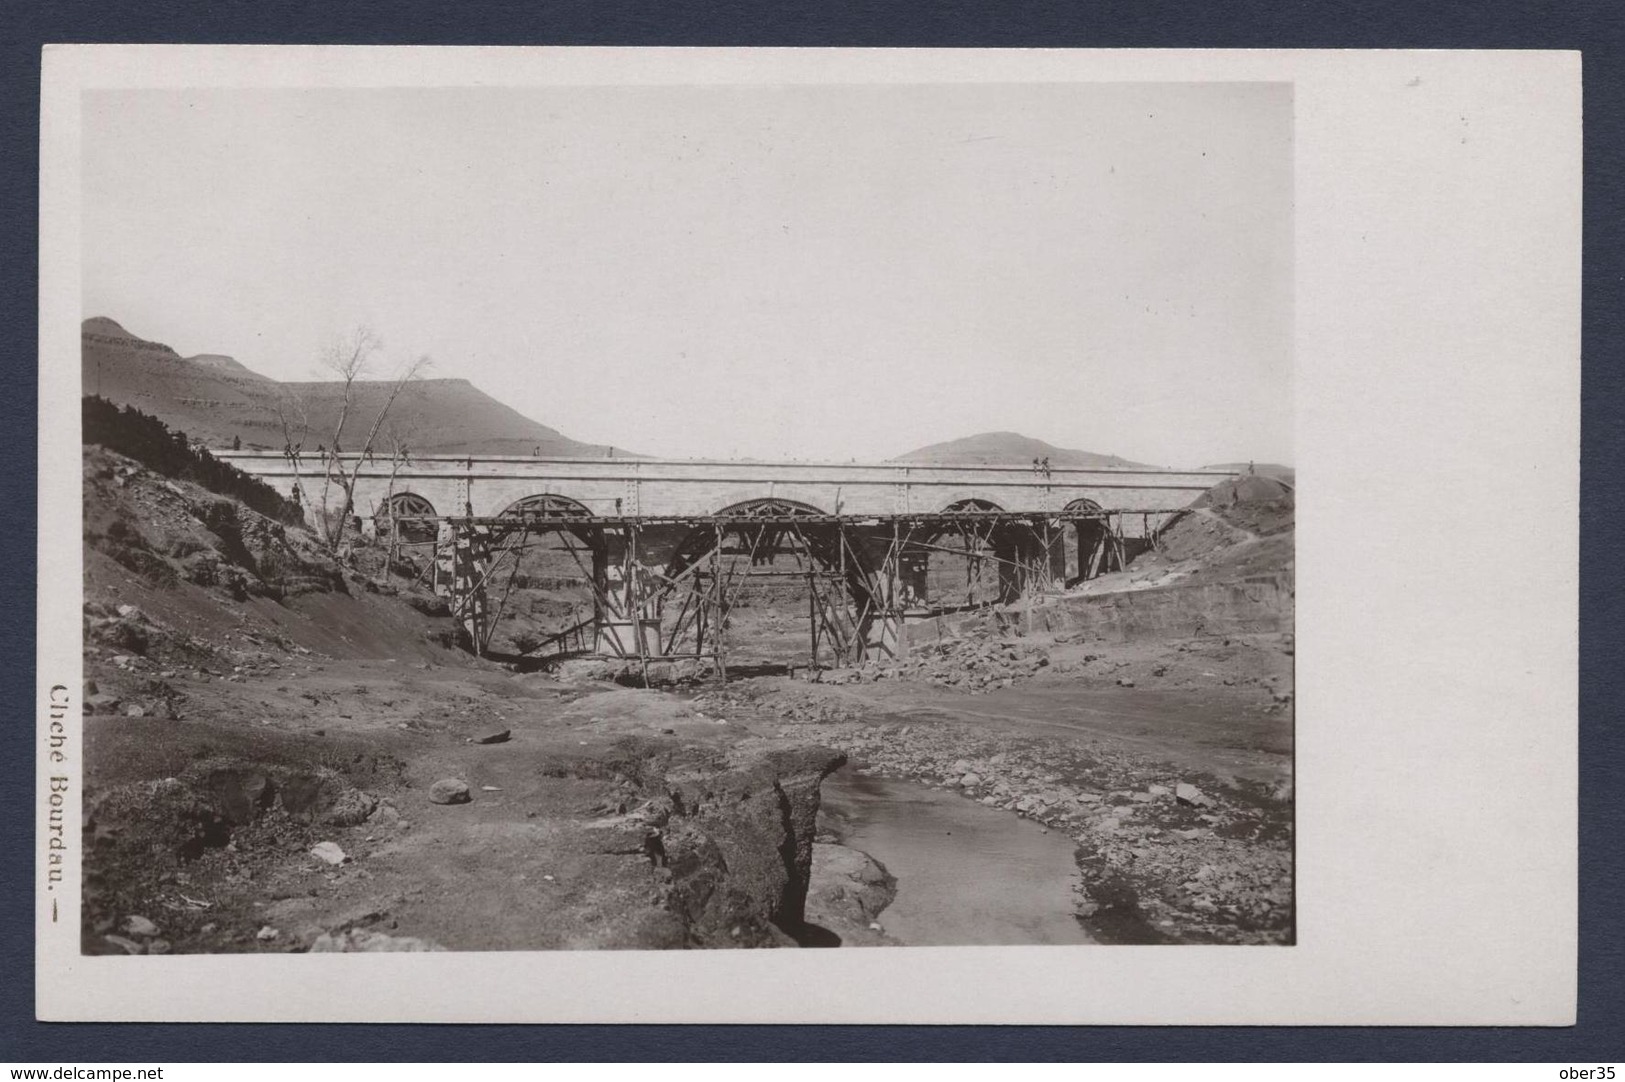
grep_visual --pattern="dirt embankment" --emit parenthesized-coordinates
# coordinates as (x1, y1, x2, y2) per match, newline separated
(80, 445, 846, 954)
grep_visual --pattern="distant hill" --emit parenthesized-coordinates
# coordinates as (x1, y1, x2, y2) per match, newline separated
(81, 318, 620, 457)
(892, 431, 1155, 469)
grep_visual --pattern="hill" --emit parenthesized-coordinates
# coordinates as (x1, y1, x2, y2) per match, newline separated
(892, 431, 1155, 469)
(81, 318, 619, 457)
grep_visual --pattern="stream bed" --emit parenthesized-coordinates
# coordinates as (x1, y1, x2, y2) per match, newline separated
(819, 766, 1094, 946)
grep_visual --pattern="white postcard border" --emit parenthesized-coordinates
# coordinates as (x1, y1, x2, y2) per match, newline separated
(37, 46, 1580, 1024)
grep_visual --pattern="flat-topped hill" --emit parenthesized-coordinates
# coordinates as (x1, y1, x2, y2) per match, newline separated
(81, 318, 616, 457)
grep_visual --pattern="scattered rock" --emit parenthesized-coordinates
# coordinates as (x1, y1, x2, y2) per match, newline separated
(1117, 678, 1136, 688)
(959, 773, 982, 787)
(85, 693, 122, 715)
(103, 934, 144, 955)
(311, 928, 443, 952)
(121, 915, 160, 938)
(256, 925, 280, 941)
(309, 841, 349, 866)
(1148, 784, 1171, 798)
(429, 778, 471, 805)
(315, 787, 378, 827)
(1176, 782, 1213, 808)
(124, 704, 147, 718)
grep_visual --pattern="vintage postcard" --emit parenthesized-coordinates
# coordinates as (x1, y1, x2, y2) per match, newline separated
(36, 46, 1579, 1023)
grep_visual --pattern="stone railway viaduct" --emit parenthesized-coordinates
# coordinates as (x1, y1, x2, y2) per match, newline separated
(218, 452, 1235, 662)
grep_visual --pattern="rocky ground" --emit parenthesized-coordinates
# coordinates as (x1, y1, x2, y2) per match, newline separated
(687, 623, 1294, 945)
(78, 443, 1294, 952)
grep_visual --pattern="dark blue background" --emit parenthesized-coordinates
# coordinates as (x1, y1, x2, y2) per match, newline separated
(3, 0, 1620, 1062)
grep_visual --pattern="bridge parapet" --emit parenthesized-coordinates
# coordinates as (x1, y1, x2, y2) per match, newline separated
(216, 451, 1232, 532)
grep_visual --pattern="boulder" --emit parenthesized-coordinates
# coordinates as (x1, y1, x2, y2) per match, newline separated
(121, 914, 160, 938)
(85, 693, 122, 715)
(475, 728, 512, 745)
(309, 841, 349, 866)
(429, 778, 472, 805)
(1176, 782, 1213, 808)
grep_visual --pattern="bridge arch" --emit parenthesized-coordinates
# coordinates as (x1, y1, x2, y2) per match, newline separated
(942, 497, 1005, 513)
(498, 493, 595, 519)
(472, 492, 608, 658)
(713, 496, 829, 517)
(666, 497, 830, 581)
(377, 491, 439, 545)
(905, 497, 1018, 609)
(1064, 497, 1115, 583)
(655, 496, 881, 665)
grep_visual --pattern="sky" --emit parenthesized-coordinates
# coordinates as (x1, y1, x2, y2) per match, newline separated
(81, 83, 1292, 466)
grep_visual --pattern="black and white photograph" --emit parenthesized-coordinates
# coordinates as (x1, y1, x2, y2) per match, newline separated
(34, 46, 1579, 1025)
(72, 76, 1294, 955)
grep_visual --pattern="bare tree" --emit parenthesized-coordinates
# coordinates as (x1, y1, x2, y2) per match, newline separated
(260, 327, 430, 554)
(318, 331, 431, 555)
